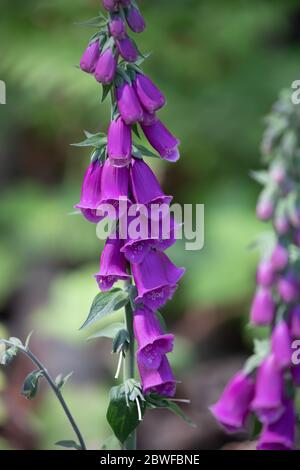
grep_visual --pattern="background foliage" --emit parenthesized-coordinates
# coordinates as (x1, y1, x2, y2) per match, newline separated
(0, 0, 300, 449)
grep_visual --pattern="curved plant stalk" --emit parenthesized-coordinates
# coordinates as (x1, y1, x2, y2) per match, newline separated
(0, 339, 87, 450)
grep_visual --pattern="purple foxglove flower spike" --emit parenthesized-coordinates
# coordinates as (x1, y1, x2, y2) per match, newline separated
(250, 287, 275, 326)
(95, 48, 117, 84)
(271, 320, 291, 369)
(134, 306, 174, 370)
(290, 305, 300, 338)
(109, 17, 126, 39)
(120, 214, 177, 264)
(126, 5, 146, 33)
(98, 159, 131, 219)
(130, 158, 173, 209)
(251, 354, 284, 424)
(278, 272, 299, 303)
(138, 355, 176, 397)
(116, 36, 138, 62)
(102, 0, 119, 12)
(141, 119, 180, 162)
(270, 244, 288, 272)
(257, 400, 295, 450)
(116, 82, 144, 124)
(107, 116, 132, 167)
(132, 250, 185, 310)
(94, 236, 130, 291)
(256, 260, 276, 287)
(80, 41, 100, 73)
(75, 161, 104, 223)
(134, 74, 166, 113)
(210, 371, 255, 433)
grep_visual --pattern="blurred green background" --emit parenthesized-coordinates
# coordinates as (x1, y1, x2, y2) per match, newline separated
(0, 0, 299, 450)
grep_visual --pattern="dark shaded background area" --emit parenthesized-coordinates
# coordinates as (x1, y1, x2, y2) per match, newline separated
(0, 0, 299, 450)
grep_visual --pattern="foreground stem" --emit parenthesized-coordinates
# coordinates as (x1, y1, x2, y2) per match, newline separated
(124, 300, 137, 450)
(1, 340, 87, 450)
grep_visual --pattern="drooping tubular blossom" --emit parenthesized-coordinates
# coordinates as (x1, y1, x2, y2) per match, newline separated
(256, 260, 275, 287)
(141, 119, 180, 162)
(116, 36, 138, 62)
(250, 288, 275, 326)
(134, 74, 166, 114)
(94, 236, 130, 291)
(271, 244, 288, 272)
(126, 6, 146, 33)
(132, 250, 185, 310)
(134, 307, 174, 370)
(138, 355, 176, 397)
(80, 41, 100, 73)
(98, 159, 131, 219)
(210, 371, 255, 433)
(121, 214, 177, 264)
(109, 17, 126, 39)
(256, 195, 274, 221)
(290, 305, 300, 338)
(271, 320, 291, 369)
(130, 158, 173, 209)
(107, 116, 132, 167)
(257, 400, 295, 450)
(95, 47, 117, 84)
(251, 355, 284, 424)
(75, 161, 103, 223)
(102, 0, 119, 12)
(278, 272, 299, 303)
(116, 82, 144, 124)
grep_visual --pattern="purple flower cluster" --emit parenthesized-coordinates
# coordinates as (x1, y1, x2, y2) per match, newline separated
(211, 92, 300, 450)
(76, 0, 184, 397)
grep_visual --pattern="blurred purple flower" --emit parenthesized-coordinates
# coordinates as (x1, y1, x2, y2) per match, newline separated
(116, 82, 144, 124)
(94, 236, 130, 291)
(278, 272, 299, 303)
(95, 48, 118, 84)
(271, 320, 291, 369)
(256, 260, 276, 287)
(271, 244, 288, 272)
(210, 371, 255, 433)
(257, 400, 295, 450)
(250, 288, 275, 326)
(109, 17, 126, 39)
(80, 41, 100, 73)
(141, 119, 180, 162)
(126, 6, 146, 33)
(134, 74, 165, 113)
(116, 36, 138, 62)
(75, 161, 104, 223)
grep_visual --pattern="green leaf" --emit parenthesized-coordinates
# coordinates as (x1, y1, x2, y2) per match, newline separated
(8, 337, 23, 348)
(112, 329, 130, 353)
(71, 132, 107, 148)
(55, 371, 73, 390)
(55, 440, 81, 450)
(101, 83, 113, 103)
(250, 170, 269, 186)
(244, 339, 270, 375)
(106, 384, 146, 444)
(74, 16, 107, 28)
(80, 288, 129, 330)
(133, 144, 159, 159)
(131, 124, 141, 140)
(21, 370, 44, 400)
(156, 311, 167, 333)
(87, 323, 125, 341)
(146, 394, 196, 428)
(0, 346, 18, 365)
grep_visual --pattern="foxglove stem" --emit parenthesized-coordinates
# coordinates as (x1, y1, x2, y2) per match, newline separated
(0, 340, 87, 451)
(123, 281, 137, 451)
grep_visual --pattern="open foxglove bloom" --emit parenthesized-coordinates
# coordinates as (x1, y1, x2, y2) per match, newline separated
(94, 236, 130, 291)
(138, 355, 176, 397)
(134, 74, 166, 114)
(98, 159, 131, 219)
(121, 214, 177, 264)
(251, 355, 284, 424)
(75, 161, 104, 223)
(125, 5, 146, 33)
(141, 119, 180, 162)
(95, 47, 118, 84)
(116, 36, 138, 62)
(80, 41, 100, 73)
(107, 116, 132, 167)
(130, 158, 172, 210)
(134, 306, 174, 370)
(210, 371, 255, 433)
(257, 400, 295, 450)
(271, 320, 291, 369)
(132, 250, 185, 310)
(116, 82, 144, 124)
(250, 287, 275, 325)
